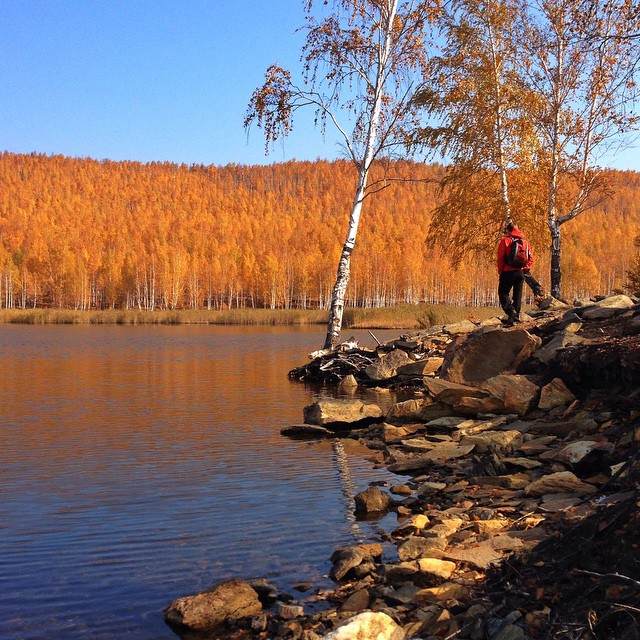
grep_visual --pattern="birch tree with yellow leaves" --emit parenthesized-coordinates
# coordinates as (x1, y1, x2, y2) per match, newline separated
(245, 0, 441, 349)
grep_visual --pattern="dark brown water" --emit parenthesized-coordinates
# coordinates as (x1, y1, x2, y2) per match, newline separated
(0, 324, 401, 639)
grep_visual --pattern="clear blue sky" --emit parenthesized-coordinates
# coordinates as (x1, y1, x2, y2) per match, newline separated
(1, 0, 638, 170)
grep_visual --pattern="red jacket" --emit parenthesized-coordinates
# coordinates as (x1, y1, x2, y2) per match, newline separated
(497, 227, 534, 274)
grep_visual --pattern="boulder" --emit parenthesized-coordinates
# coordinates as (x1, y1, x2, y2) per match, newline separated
(163, 579, 262, 632)
(320, 611, 405, 640)
(303, 399, 383, 426)
(441, 328, 541, 385)
(480, 374, 540, 416)
(354, 485, 394, 514)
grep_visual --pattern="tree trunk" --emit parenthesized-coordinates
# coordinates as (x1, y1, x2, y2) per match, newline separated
(549, 219, 562, 299)
(323, 177, 366, 349)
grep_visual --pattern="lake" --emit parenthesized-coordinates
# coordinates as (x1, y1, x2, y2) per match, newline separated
(0, 324, 403, 639)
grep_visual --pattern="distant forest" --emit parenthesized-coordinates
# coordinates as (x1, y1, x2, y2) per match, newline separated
(0, 152, 638, 310)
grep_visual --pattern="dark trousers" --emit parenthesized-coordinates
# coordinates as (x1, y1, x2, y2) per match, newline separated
(499, 270, 525, 318)
(523, 270, 543, 297)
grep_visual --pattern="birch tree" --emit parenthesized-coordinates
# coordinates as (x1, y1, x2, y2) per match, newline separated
(519, 0, 640, 298)
(414, 0, 542, 260)
(245, 0, 440, 349)
(415, 0, 640, 297)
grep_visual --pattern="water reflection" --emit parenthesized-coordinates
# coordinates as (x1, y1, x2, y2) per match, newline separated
(0, 325, 401, 640)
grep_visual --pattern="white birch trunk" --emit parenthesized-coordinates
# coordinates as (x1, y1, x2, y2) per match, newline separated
(323, 0, 398, 350)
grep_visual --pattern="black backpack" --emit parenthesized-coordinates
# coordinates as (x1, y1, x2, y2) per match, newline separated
(505, 235, 531, 268)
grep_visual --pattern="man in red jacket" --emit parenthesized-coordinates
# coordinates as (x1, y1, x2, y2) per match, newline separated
(497, 221, 533, 326)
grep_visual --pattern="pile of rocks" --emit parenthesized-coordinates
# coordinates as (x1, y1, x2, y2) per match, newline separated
(164, 294, 640, 640)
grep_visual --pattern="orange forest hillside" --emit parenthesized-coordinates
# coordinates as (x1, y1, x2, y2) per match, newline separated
(0, 152, 639, 311)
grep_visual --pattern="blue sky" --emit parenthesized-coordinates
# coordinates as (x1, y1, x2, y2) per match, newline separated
(0, 0, 638, 170)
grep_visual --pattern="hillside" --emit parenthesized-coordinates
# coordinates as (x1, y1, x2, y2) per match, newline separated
(0, 152, 639, 310)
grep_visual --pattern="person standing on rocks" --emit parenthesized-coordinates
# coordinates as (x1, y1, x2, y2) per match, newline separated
(497, 220, 534, 326)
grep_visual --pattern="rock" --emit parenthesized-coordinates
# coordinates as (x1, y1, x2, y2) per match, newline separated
(364, 348, 412, 381)
(320, 611, 405, 640)
(415, 401, 456, 421)
(414, 582, 470, 603)
(163, 579, 262, 632)
(441, 328, 541, 385)
(385, 398, 425, 423)
(480, 374, 540, 416)
(281, 424, 334, 438)
(397, 357, 444, 378)
(422, 442, 476, 461)
(417, 557, 457, 579)
(303, 399, 383, 426)
(524, 471, 596, 496)
(339, 588, 371, 612)
(381, 422, 421, 443)
(543, 440, 610, 466)
(423, 377, 490, 404)
(398, 535, 448, 561)
(354, 485, 394, 514)
(330, 543, 383, 581)
(578, 294, 635, 320)
(538, 378, 576, 410)
(393, 514, 430, 535)
(338, 374, 358, 390)
(533, 331, 585, 364)
(537, 296, 569, 310)
(461, 430, 523, 453)
(276, 602, 304, 619)
(443, 319, 477, 335)
(532, 413, 599, 436)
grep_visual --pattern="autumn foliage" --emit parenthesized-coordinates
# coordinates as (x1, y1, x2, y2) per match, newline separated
(0, 152, 638, 310)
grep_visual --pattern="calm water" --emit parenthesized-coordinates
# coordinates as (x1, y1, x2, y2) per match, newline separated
(0, 324, 401, 640)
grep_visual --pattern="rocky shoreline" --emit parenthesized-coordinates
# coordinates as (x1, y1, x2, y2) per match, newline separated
(164, 294, 640, 640)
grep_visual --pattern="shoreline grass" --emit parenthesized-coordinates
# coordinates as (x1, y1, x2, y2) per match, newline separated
(0, 303, 501, 328)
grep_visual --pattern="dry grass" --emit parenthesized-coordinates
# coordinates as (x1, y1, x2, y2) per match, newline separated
(0, 304, 501, 328)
